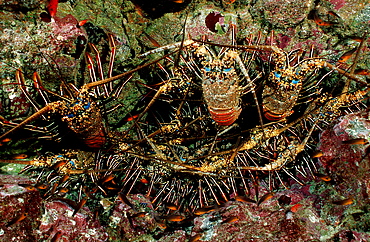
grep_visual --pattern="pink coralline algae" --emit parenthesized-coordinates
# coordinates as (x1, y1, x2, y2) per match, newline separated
(276, 34, 292, 49)
(108, 194, 159, 241)
(184, 4, 238, 45)
(49, 14, 88, 67)
(329, 0, 346, 10)
(0, 174, 108, 241)
(0, 84, 35, 119)
(0, 175, 42, 241)
(318, 110, 369, 187)
(251, 0, 313, 28)
(38, 200, 108, 241)
(188, 186, 324, 241)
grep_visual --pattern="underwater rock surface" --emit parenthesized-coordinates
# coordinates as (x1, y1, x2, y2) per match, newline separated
(0, 0, 369, 241)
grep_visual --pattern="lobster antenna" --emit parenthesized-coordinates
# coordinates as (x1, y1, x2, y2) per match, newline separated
(342, 32, 367, 94)
(0, 105, 54, 140)
(174, 14, 189, 70)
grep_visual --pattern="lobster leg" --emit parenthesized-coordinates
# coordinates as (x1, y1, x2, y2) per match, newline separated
(238, 119, 318, 171)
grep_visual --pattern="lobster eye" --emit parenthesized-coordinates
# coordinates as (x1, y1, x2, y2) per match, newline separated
(274, 71, 282, 78)
(68, 160, 76, 168)
(291, 80, 299, 84)
(204, 67, 211, 72)
(83, 102, 91, 109)
(223, 68, 232, 72)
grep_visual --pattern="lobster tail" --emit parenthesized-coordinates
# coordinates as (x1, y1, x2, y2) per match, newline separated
(82, 126, 106, 149)
(208, 106, 241, 126)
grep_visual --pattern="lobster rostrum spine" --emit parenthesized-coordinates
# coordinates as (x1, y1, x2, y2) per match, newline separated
(196, 45, 242, 126)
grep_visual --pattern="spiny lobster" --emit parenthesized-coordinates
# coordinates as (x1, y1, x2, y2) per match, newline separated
(0, 34, 115, 148)
(240, 42, 367, 121)
(0, 33, 174, 149)
(139, 31, 367, 128)
(138, 35, 256, 127)
(195, 45, 243, 126)
(0, 148, 134, 203)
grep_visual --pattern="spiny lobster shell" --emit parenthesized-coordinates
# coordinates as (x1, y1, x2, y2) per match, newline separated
(198, 47, 242, 126)
(203, 81, 241, 126)
(59, 94, 107, 148)
(262, 80, 301, 121)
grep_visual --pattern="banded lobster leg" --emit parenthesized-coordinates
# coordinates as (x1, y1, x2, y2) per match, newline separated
(0, 149, 134, 199)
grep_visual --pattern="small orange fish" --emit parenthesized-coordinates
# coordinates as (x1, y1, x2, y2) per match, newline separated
(59, 187, 69, 193)
(222, 216, 239, 224)
(235, 195, 256, 203)
(59, 175, 70, 184)
(19, 184, 37, 191)
(313, 12, 335, 26)
(6, 212, 28, 226)
(225, 0, 236, 4)
(35, 184, 49, 190)
(333, 197, 354, 205)
(350, 37, 364, 42)
(12, 154, 28, 159)
(354, 69, 370, 75)
(257, 192, 275, 206)
(72, 197, 87, 217)
(125, 114, 140, 122)
(47, 0, 59, 18)
(50, 160, 68, 170)
(50, 231, 62, 242)
(290, 203, 303, 213)
(166, 203, 179, 211)
(133, 3, 145, 18)
(1, 138, 11, 142)
(131, 212, 147, 218)
(78, 19, 88, 27)
(104, 184, 119, 191)
(194, 206, 216, 215)
(171, 0, 185, 3)
(189, 233, 203, 242)
(314, 173, 331, 182)
(342, 138, 368, 145)
(164, 214, 185, 222)
(338, 48, 357, 63)
(140, 178, 149, 184)
(101, 174, 115, 183)
(157, 221, 167, 230)
(118, 192, 134, 208)
(311, 150, 323, 158)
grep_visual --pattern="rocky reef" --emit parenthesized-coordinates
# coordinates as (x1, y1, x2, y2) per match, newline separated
(0, 0, 369, 241)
